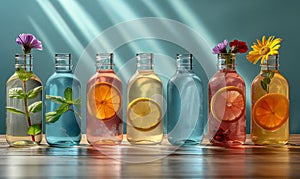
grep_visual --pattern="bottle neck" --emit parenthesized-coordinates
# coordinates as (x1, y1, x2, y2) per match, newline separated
(55, 53, 72, 73)
(136, 53, 153, 71)
(260, 55, 279, 72)
(96, 53, 114, 71)
(217, 53, 236, 71)
(15, 54, 33, 72)
(176, 53, 193, 72)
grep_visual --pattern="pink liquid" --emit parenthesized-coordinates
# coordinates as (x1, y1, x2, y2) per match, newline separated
(208, 69, 246, 146)
(86, 70, 123, 146)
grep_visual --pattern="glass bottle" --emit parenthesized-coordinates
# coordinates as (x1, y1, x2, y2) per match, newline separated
(6, 54, 43, 147)
(167, 54, 204, 145)
(251, 55, 289, 145)
(208, 53, 246, 146)
(45, 53, 81, 147)
(86, 53, 123, 146)
(126, 53, 163, 145)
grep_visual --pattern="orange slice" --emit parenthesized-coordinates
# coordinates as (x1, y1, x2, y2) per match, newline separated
(127, 98, 161, 131)
(87, 82, 121, 120)
(211, 86, 245, 122)
(253, 93, 289, 130)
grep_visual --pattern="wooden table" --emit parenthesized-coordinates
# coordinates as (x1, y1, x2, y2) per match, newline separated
(1, 135, 300, 178)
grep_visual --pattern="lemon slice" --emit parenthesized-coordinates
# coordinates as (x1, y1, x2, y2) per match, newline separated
(127, 97, 161, 131)
(253, 93, 289, 130)
(87, 82, 121, 120)
(211, 86, 245, 122)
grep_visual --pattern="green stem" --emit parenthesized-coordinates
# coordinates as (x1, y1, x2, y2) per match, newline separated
(22, 55, 35, 142)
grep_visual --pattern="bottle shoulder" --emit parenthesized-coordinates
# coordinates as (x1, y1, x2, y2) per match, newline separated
(7, 72, 42, 84)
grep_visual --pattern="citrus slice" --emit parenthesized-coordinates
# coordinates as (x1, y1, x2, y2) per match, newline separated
(253, 93, 289, 130)
(211, 86, 245, 122)
(127, 98, 161, 131)
(87, 82, 121, 120)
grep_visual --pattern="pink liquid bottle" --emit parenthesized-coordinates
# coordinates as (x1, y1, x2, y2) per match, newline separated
(208, 53, 246, 147)
(86, 53, 123, 146)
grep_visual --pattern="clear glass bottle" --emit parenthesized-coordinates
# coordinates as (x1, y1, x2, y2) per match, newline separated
(208, 53, 246, 146)
(251, 55, 289, 145)
(126, 53, 163, 145)
(86, 53, 123, 146)
(45, 53, 81, 147)
(6, 54, 43, 147)
(167, 54, 204, 145)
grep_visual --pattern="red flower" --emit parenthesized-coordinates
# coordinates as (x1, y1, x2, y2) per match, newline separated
(230, 40, 248, 53)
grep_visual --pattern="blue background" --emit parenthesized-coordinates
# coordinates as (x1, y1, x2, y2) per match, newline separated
(0, 0, 299, 134)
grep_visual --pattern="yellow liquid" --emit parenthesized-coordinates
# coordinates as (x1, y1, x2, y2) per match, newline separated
(126, 71, 163, 144)
(251, 71, 289, 145)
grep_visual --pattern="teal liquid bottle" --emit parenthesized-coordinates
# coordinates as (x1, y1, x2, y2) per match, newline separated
(167, 54, 204, 145)
(45, 53, 81, 147)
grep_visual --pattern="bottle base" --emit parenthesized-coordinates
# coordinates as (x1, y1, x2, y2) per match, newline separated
(48, 141, 80, 147)
(8, 140, 39, 147)
(128, 140, 162, 145)
(251, 139, 288, 146)
(168, 139, 201, 146)
(90, 140, 122, 146)
(210, 139, 244, 147)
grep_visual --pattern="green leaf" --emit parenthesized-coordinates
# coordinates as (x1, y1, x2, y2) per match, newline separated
(8, 87, 25, 99)
(45, 111, 62, 123)
(261, 80, 268, 91)
(6, 107, 26, 115)
(262, 77, 270, 84)
(57, 103, 70, 114)
(28, 101, 42, 113)
(64, 87, 73, 102)
(269, 71, 275, 78)
(46, 95, 66, 104)
(16, 66, 33, 81)
(27, 124, 41, 135)
(27, 86, 42, 99)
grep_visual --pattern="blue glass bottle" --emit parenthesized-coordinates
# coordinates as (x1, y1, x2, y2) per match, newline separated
(45, 53, 81, 147)
(167, 54, 204, 145)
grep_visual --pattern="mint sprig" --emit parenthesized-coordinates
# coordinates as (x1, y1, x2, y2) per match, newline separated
(45, 87, 81, 124)
(261, 71, 275, 92)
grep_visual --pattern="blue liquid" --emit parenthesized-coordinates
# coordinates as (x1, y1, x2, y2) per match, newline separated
(167, 72, 204, 146)
(45, 72, 81, 147)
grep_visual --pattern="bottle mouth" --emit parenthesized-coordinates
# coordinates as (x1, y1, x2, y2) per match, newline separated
(96, 53, 114, 68)
(136, 53, 153, 70)
(260, 54, 279, 67)
(55, 53, 72, 70)
(15, 54, 33, 69)
(176, 53, 193, 69)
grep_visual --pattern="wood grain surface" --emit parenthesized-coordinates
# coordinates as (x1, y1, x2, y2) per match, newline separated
(1, 135, 300, 178)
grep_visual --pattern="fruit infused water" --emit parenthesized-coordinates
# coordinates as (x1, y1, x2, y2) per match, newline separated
(251, 55, 289, 145)
(208, 53, 246, 146)
(86, 53, 123, 146)
(126, 53, 163, 145)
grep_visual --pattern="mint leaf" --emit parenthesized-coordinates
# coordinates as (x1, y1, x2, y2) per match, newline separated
(45, 111, 62, 123)
(27, 124, 41, 135)
(46, 95, 66, 104)
(28, 101, 42, 113)
(8, 87, 25, 99)
(262, 77, 270, 84)
(6, 107, 26, 115)
(27, 86, 42, 99)
(64, 87, 73, 102)
(261, 80, 267, 91)
(16, 66, 33, 81)
(57, 103, 69, 114)
(269, 71, 275, 78)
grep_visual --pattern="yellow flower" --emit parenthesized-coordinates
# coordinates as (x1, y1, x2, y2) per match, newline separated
(247, 36, 282, 64)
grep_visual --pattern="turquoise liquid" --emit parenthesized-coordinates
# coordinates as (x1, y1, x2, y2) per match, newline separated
(167, 72, 204, 145)
(45, 72, 81, 147)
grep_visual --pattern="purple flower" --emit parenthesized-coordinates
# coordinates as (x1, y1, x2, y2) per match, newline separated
(16, 33, 43, 54)
(212, 39, 228, 54)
